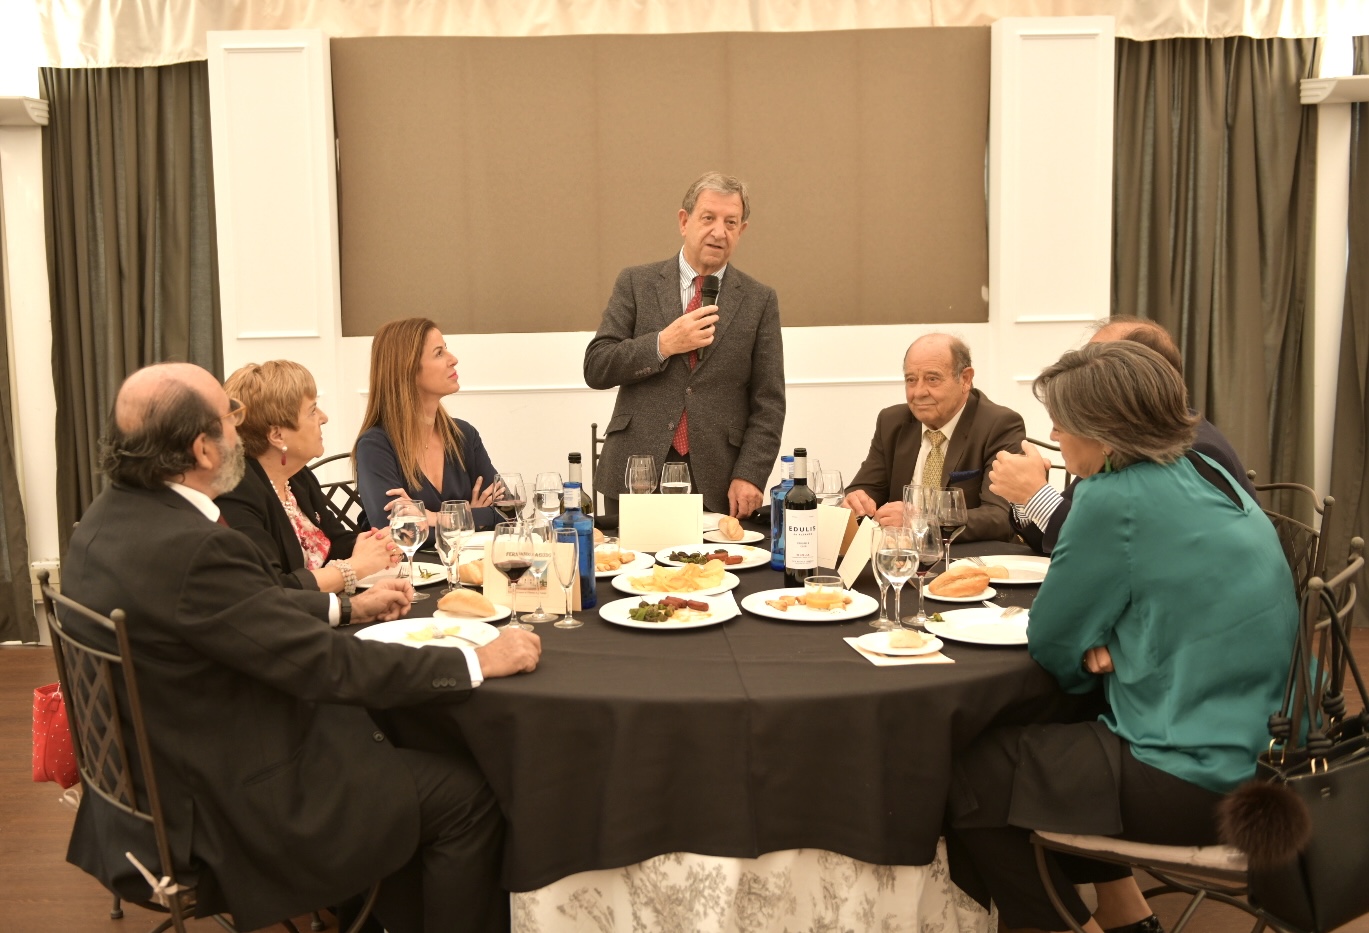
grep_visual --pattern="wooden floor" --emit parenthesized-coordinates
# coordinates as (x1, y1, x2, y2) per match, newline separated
(4, 634, 1368, 933)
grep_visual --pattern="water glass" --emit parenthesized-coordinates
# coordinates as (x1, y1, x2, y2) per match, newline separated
(903, 484, 933, 533)
(625, 455, 657, 495)
(389, 497, 431, 603)
(533, 472, 563, 522)
(660, 462, 692, 495)
(552, 527, 581, 629)
(869, 520, 892, 629)
(875, 527, 916, 632)
(815, 470, 844, 508)
(521, 519, 555, 623)
(439, 500, 475, 589)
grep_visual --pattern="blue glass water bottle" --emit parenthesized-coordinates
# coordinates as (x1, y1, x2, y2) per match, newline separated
(769, 455, 795, 570)
(552, 481, 596, 609)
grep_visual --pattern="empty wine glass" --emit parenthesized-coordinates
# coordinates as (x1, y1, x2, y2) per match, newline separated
(493, 473, 527, 524)
(660, 462, 692, 495)
(552, 527, 581, 629)
(490, 522, 533, 631)
(625, 455, 657, 495)
(815, 470, 845, 507)
(933, 487, 968, 574)
(869, 520, 893, 630)
(908, 522, 942, 630)
(520, 519, 555, 623)
(876, 527, 917, 632)
(903, 483, 933, 533)
(533, 472, 563, 522)
(389, 497, 431, 603)
(438, 500, 475, 592)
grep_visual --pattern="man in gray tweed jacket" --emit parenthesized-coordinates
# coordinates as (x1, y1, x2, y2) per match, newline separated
(584, 172, 786, 518)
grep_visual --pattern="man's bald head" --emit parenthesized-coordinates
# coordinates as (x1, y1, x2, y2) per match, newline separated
(101, 363, 234, 490)
(1090, 317, 1184, 376)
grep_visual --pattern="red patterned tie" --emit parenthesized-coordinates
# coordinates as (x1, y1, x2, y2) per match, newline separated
(671, 276, 705, 455)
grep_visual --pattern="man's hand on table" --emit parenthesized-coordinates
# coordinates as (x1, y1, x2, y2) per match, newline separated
(352, 579, 413, 623)
(476, 628, 542, 677)
(840, 490, 904, 526)
(988, 441, 1051, 505)
(728, 478, 763, 518)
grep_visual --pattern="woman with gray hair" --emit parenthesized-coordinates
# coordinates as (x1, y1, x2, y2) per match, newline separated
(946, 341, 1297, 933)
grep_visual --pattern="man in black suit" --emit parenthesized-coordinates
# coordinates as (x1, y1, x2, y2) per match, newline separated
(990, 317, 1257, 554)
(62, 362, 540, 933)
(843, 334, 1026, 541)
(584, 172, 785, 518)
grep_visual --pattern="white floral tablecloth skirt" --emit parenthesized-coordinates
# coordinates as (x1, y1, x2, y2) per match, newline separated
(511, 841, 995, 933)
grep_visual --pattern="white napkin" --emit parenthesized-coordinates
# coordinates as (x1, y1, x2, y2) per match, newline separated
(843, 637, 955, 666)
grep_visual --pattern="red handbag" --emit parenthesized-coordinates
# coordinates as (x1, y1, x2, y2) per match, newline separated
(32, 683, 80, 789)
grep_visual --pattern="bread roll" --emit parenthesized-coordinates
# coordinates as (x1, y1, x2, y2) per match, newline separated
(718, 516, 743, 540)
(928, 566, 990, 598)
(889, 629, 931, 649)
(438, 588, 496, 618)
(458, 561, 484, 586)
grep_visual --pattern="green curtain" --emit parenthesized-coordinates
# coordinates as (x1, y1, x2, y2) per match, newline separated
(1112, 38, 1320, 519)
(1328, 37, 1369, 624)
(40, 62, 222, 548)
(0, 199, 40, 643)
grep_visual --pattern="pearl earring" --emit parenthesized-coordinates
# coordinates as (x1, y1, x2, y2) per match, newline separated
(280, 445, 288, 467)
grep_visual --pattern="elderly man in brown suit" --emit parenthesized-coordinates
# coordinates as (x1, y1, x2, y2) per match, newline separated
(843, 334, 1025, 541)
(584, 172, 786, 518)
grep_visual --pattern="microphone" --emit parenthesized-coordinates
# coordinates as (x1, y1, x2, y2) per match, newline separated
(698, 275, 720, 362)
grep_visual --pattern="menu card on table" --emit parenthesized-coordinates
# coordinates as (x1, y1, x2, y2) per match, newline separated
(816, 504, 857, 570)
(837, 516, 881, 588)
(618, 493, 703, 551)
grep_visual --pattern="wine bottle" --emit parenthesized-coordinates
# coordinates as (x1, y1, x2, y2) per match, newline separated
(552, 481, 597, 609)
(566, 452, 595, 517)
(783, 448, 818, 588)
(769, 455, 795, 570)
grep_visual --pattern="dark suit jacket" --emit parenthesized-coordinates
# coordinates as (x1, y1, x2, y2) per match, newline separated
(846, 389, 1025, 542)
(217, 459, 358, 589)
(62, 484, 475, 931)
(584, 256, 786, 514)
(1015, 415, 1257, 555)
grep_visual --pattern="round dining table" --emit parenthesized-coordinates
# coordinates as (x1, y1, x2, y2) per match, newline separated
(380, 533, 1072, 899)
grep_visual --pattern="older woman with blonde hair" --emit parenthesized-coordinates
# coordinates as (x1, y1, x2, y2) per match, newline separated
(355, 317, 500, 529)
(220, 360, 398, 593)
(946, 341, 1297, 933)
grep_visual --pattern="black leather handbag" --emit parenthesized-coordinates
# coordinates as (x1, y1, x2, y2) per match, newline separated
(1243, 571, 1369, 933)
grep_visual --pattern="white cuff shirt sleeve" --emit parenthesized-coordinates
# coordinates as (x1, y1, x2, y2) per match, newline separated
(460, 647, 484, 688)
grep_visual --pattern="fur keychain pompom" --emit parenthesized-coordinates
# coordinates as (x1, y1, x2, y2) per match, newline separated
(1218, 780, 1312, 869)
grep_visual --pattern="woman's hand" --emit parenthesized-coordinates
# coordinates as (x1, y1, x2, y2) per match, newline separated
(1083, 645, 1114, 674)
(470, 476, 497, 509)
(350, 528, 399, 579)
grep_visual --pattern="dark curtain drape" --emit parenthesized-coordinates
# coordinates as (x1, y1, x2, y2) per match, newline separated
(0, 205, 40, 643)
(40, 62, 221, 549)
(1112, 38, 1320, 519)
(1328, 37, 1369, 625)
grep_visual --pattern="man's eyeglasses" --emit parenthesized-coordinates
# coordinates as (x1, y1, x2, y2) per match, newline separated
(223, 398, 247, 427)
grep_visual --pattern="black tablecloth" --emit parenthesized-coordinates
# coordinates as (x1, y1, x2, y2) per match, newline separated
(385, 533, 1067, 891)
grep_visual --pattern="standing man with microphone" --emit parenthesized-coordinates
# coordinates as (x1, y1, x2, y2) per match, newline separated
(584, 172, 786, 519)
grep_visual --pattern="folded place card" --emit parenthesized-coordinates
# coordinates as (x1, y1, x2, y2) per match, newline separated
(816, 504, 855, 570)
(838, 517, 881, 588)
(482, 542, 581, 612)
(618, 493, 703, 551)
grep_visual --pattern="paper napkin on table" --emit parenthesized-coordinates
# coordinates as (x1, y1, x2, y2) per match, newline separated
(843, 637, 955, 666)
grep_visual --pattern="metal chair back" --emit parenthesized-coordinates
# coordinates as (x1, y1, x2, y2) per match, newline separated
(1246, 472, 1333, 598)
(1025, 436, 1073, 487)
(39, 571, 199, 931)
(308, 453, 370, 533)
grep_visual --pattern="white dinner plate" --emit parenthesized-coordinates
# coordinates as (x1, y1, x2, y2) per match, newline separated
(954, 555, 1050, 585)
(354, 614, 504, 647)
(923, 583, 998, 603)
(598, 594, 740, 630)
(611, 570, 741, 597)
(703, 529, 766, 545)
(594, 548, 657, 579)
(925, 607, 1029, 646)
(855, 631, 945, 657)
(740, 588, 880, 622)
(654, 543, 771, 571)
(357, 562, 448, 588)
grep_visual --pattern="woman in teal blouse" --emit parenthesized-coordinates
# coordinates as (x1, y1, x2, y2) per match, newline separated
(947, 341, 1297, 933)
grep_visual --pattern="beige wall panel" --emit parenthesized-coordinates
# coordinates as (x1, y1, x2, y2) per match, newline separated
(332, 29, 988, 335)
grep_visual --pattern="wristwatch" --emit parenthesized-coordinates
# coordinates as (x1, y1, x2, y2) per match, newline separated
(338, 593, 352, 627)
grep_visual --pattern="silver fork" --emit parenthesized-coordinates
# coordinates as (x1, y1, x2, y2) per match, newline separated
(965, 555, 987, 567)
(982, 599, 1026, 618)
